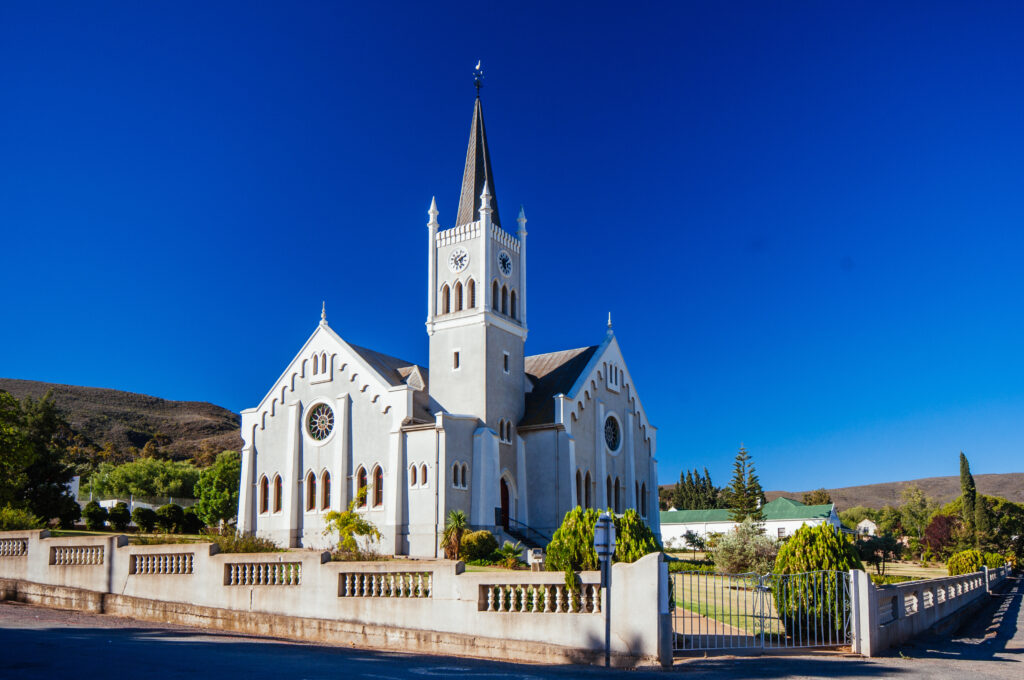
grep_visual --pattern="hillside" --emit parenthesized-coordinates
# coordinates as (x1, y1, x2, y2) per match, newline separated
(764, 473, 1024, 510)
(0, 377, 241, 459)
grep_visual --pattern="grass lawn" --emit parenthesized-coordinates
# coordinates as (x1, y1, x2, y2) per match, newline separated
(49, 529, 208, 542)
(672, 572, 785, 635)
(877, 560, 948, 580)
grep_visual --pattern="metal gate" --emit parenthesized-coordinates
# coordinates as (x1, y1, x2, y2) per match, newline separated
(671, 570, 852, 652)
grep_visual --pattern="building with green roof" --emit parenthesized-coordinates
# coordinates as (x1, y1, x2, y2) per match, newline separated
(660, 497, 841, 549)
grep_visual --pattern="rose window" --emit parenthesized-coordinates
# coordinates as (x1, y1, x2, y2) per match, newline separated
(604, 416, 620, 451)
(307, 403, 334, 441)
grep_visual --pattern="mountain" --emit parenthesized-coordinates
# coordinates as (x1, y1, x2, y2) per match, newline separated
(0, 377, 241, 459)
(764, 473, 1024, 510)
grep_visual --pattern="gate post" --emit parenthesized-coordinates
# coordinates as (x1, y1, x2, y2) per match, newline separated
(849, 569, 875, 656)
(657, 555, 672, 667)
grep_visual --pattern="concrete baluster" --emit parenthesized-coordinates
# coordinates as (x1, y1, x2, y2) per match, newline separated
(543, 586, 552, 612)
(555, 585, 563, 613)
(487, 587, 495, 611)
(531, 586, 539, 613)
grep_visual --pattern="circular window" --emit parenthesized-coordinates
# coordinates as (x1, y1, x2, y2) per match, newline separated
(604, 416, 621, 451)
(307, 403, 334, 441)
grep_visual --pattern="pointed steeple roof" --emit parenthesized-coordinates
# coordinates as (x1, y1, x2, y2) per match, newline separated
(455, 96, 501, 227)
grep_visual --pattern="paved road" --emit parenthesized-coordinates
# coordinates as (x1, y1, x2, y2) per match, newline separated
(0, 576, 1020, 679)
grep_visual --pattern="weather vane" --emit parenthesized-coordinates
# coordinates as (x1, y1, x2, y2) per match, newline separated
(473, 60, 484, 96)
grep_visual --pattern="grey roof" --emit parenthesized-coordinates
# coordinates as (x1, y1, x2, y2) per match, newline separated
(521, 346, 599, 426)
(348, 344, 424, 387)
(455, 97, 501, 228)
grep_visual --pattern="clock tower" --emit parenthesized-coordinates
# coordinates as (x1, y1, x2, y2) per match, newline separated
(426, 94, 528, 430)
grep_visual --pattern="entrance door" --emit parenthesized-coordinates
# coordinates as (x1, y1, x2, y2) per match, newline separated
(500, 478, 510, 530)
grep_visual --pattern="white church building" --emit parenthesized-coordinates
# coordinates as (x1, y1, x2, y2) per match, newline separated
(236, 90, 660, 556)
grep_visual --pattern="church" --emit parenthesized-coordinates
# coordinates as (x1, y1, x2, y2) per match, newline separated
(236, 85, 661, 556)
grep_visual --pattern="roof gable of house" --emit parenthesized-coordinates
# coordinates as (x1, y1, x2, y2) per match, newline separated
(661, 498, 835, 525)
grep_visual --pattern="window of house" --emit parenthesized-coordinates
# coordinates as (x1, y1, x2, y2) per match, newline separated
(510, 290, 517, 319)
(492, 281, 499, 310)
(274, 475, 282, 513)
(321, 471, 331, 510)
(306, 472, 317, 511)
(614, 478, 621, 513)
(373, 466, 383, 507)
(453, 351, 460, 370)
(410, 464, 418, 487)
(421, 463, 428, 487)
(321, 353, 328, 374)
(576, 471, 583, 508)
(441, 284, 450, 314)
(778, 528, 786, 539)
(259, 476, 269, 514)
(503, 352, 509, 373)
(356, 467, 368, 507)
(501, 285, 508, 314)
(467, 279, 475, 308)
(606, 477, 612, 509)
(312, 354, 319, 375)
(453, 463, 459, 487)
(461, 463, 468, 489)
(641, 483, 647, 517)
(585, 472, 592, 508)
(454, 281, 463, 311)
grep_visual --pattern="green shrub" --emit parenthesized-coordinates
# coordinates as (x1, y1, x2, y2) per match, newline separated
(545, 507, 661, 573)
(983, 551, 1005, 570)
(772, 523, 863, 639)
(870, 574, 915, 586)
(206, 528, 282, 553)
(614, 509, 662, 562)
(155, 504, 184, 533)
(460, 530, 499, 562)
(131, 507, 157, 532)
(667, 559, 716, 574)
(0, 505, 45, 530)
(495, 540, 524, 569)
(947, 549, 983, 576)
(58, 502, 81, 529)
(83, 501, 108, 531)
(107, 502, 131, 531)
(181, 506, 206, 534)
(711, 517, 779, 574)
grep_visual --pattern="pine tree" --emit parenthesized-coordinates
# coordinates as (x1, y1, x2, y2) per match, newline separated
(728, 445, 765, 522)
(960, 452, 976, 546)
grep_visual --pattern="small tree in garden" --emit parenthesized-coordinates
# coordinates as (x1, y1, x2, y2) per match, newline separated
(441, 509, 468, 560)
(726, 445, 764, 522)
(947, 549, 983, 576)
(495, 540, 524, 569)
(107, 502, 131, 531)
(83, 500, 108, 530)
(683, 530, 705, 560)
(194, 450, 241, 527)
(155, 504, 184, 533)
(131, 506, 157, 532)
(615, 509, 662, 563)
(773, 523, 863, 639)
(712, 518, 778, 574)
(545, 506, 600, 573)
(323, 487, 380, 558)
(856, 533, 903, 575)
(460, 530, 499, 562)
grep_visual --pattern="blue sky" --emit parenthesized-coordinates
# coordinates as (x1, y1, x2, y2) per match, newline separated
(2, 2, 1022, 493)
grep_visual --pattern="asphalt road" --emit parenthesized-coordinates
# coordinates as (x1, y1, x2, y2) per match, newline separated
(0, 576, 1020, 680)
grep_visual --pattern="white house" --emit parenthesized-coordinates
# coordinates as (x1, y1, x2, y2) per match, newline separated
(857, 518, 878, 536)
(236, 87, 660, 555)
(660, 497, 842, 548)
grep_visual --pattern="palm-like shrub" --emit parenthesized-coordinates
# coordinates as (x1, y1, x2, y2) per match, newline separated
(947, 549, 983, 576)
(323, 487, 381, 558)
(772, 523, 863, 641)
(442, 510, 468, 560)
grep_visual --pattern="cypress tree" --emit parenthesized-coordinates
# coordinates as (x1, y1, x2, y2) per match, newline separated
(960, 452, 976, 545)
(974, 497, 992, 551)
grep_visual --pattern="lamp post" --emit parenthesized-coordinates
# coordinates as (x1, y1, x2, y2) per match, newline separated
(594, 511, 616, 667)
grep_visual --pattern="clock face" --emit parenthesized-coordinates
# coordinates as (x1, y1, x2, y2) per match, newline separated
(448, 247, 469, 273)
(498, 250, 513, 277)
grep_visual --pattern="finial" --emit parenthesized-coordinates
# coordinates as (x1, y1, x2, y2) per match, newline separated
(479, 181, 493, 218)
(473, 60, 483, 96)
(607, 312, 614, 335)
(517, 205, 527, 234)
(320, 301, 327, 326)
(428, 196, 439, 227)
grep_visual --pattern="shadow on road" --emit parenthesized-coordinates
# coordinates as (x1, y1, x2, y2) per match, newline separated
(892, 574, 1022, 663)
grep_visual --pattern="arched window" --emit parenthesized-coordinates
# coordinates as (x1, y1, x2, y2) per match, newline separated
(510, 290, 517, 319)
(356, 467, 368, 507)
(635, 481, 640, 509)
(576, 471, 583, 507)
(606, 476, 612, 510)
(312, 355, 319, 375)
(321, 353, 327, 374)
(373, 466, 384, 507)
(421, 463, 428, 487)
(274, 475, 282, 513)
(454, 281, 463, 311)
(461, 463, 468, 489)
(641, 483, 648, 517)
(306, 472, 317, 511)
(453, 463, 460, 487)
(501, 285, 508, 314)
(259, 476, 269, 514)
(467, 279, 476, 308)
(321, 471, 331, 510)
(492, 281, 499, 310)
(410, 464, 418, 487)
(441, 284, 450, 314)
(614, 478, 621, 514)
(585, 472, 592, 508)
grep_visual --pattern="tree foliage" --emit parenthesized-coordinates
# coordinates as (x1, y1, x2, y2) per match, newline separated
(774, 523, 864, 574)
(108, 502, 131, 531)
(155, 504, 185, 533)
(712, 518, 779, 574)
(194, 451, 241, 526)
(671, 468, 722, 510)
(839, 506, 876, 530)
(960, 452, 977, 546)
(545, 507, 661, 574)
(83, 500, 108, 530)
(441, 509, 468, 560)
(85, 458, 200, 499)
(947, 549, 983, 576)
(460, 530, 499, 562)
(726, 445, 764, 522)
(975, 495, 994, 551)
(856, 533, 903, 575)
(0, 505, 44, 530)
(802, 488, 832, 505)
(924, 514, 957, 557)
(131, 507, 157, 532)
(899, 485, 935, 544)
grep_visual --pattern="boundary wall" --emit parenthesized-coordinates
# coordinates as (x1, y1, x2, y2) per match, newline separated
(850, 565, 1011, 656)
(0, 531, 671, 667)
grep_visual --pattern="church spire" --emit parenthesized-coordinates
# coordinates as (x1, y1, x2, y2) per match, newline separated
(455, 93, 501, 228)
